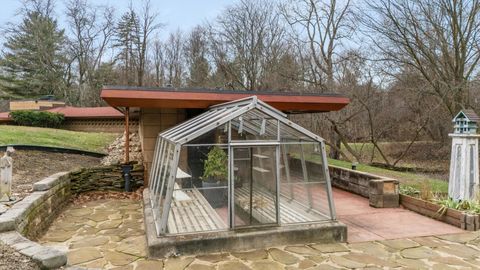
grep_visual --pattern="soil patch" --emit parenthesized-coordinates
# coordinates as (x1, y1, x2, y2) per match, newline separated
(0, 243, 39, 270)
(4, 150, 100, 200)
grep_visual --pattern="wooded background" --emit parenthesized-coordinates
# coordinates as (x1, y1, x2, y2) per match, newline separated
(1, 0, 480, 167)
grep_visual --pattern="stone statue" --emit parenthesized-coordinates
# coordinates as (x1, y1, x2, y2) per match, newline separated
(0, 147, 14, 202)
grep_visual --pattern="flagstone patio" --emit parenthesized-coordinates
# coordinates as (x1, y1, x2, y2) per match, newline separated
(39, 199, 161, 269)
(38, 197, 480, 269)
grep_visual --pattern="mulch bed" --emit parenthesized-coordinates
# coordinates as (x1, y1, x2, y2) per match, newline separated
(3, 150, 100, 200)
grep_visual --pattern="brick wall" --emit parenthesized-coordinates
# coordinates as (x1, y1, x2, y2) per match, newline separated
(62, 118, 138, 133)
(139, 108, 186, 182)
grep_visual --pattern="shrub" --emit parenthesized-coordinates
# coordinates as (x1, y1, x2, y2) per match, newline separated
(399, 185, 419, 197)
(10, 110, 65, 128)
(202, 146, 228, 182)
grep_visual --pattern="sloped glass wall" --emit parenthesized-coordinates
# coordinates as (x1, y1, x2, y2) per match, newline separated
(148, 97, 336, 236)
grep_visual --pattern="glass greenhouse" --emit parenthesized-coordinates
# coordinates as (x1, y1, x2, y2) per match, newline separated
(148, 96, 336, 236)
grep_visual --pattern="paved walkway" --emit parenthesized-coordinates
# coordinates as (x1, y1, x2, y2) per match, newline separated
(39, 199, 161, 269)
(39, 197, 480, 269)
(333, 188, 464, 242)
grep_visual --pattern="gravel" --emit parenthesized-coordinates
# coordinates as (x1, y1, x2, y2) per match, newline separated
(0, 243, 39, 270)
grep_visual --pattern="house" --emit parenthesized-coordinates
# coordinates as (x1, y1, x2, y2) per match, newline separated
(9, 95, 65, 111)
(0, 100, 133, 133)
(100, 86, 350, 179)
(101, 86, 350, 255)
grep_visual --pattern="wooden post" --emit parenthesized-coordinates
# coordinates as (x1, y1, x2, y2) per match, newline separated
(125, 107, 130, 164)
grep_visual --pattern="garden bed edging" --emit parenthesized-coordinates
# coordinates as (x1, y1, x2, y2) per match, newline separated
(0, 172, 70, 269)
(400, 194, 480, 231)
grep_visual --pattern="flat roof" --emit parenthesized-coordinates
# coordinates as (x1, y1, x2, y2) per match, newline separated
(100, 86, 350, 113)
(0, 106, 123, 122)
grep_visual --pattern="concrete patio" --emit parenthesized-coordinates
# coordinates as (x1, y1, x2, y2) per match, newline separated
(334, 188, 463, 242)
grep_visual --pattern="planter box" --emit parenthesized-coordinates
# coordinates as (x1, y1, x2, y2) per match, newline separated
(400, 194, 480, 231)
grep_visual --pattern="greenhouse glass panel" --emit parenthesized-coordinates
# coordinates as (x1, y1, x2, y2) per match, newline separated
(165, 145, 229, 234)
(185, 125, 229, 146)
(148, 96, 336, 236)
(279, 123, 316, 142)
(279, 142, 333, 223)
(233, 146, 278, 227)
(230, 110, 278, 141)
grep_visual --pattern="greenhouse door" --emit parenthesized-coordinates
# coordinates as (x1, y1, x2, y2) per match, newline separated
(231, 146, 279, 228)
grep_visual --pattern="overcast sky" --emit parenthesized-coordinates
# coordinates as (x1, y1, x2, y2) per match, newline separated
(0, 0, 233, 38)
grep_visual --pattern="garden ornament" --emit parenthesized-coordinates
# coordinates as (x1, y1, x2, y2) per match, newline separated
(449, 110, 480, 201)
(0, 147, 14, 202)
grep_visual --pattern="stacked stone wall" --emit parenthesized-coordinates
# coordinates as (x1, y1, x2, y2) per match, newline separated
(0, 164, 144, 269)
(329, 165, 399, 208)
(69, 163, 144, 194)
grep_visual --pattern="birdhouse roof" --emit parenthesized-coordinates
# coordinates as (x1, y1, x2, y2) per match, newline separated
(453, 109, 480, 122)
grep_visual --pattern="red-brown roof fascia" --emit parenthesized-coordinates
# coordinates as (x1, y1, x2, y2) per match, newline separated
(100, 87, 350, 113)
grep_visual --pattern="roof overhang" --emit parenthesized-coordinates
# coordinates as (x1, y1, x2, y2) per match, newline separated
(101, 86, 350, 113)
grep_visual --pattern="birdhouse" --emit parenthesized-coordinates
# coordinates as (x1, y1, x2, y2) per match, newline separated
(449, 110, 480, 201)
(453, 109, 479, 134)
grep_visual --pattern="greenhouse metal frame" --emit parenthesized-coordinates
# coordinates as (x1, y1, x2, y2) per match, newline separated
(148, 96, 336, 236)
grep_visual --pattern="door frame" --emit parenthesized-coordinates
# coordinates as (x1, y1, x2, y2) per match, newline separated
(229, 143, 281, 229)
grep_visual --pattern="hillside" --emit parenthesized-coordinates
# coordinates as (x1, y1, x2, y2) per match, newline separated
(0, 125, 118, 153)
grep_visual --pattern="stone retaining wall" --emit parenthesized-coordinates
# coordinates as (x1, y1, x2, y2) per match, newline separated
(329, 165, 400, 208)
(69, 163, 144, 194)
(288, 158, 399, 208)
(0, 164, 144, 269)
(0, 172, 70, 269)
(0, 172, 71, 239)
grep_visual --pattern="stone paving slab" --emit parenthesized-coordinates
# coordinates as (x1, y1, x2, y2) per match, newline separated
(40, 199, 149, 270)
(38, 198, 480, 270)
(0, 204, 7, 215)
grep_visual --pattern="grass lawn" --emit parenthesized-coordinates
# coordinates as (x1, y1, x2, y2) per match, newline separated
(328, 158, 448, 194)
(0, 126, 118, 153)
(296, 148, 448, 193)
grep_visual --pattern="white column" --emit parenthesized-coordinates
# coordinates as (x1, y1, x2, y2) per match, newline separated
(448, 133, 480, 201)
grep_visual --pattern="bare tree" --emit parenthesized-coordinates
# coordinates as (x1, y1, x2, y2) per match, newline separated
(281, 0, 353, 92)
(362, 0, 480, 116)
(152, 39, 165, 87)
(135, 0, 161, 86)
(184, 26, 210, 87)
(114, 0, 160, 87)
(164, 30, 184, 87)
(210, 0, 286, 90)
(281, 0, 353, 159)
(65, 0, 115, 105)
